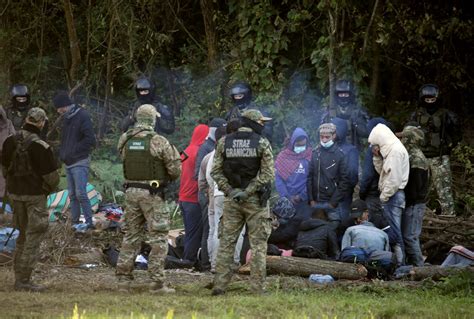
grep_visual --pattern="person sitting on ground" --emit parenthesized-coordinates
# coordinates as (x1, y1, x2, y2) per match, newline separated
(341, 199, 390, 252)
(293, 208, 339, 259)
(268, 197, 306, 250)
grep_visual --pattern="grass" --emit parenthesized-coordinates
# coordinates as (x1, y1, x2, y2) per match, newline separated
(0, 280, 472, 318)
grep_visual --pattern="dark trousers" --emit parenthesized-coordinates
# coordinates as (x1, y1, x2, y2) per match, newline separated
(180, 201, 203, 262)
(198, 191, 211, 270)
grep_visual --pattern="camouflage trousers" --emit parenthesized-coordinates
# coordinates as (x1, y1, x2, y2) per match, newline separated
(428, 155, 455, 215)
(213, 194, 272, 292)
(116, 188, 170, 284)
(10, 194, 49, 282)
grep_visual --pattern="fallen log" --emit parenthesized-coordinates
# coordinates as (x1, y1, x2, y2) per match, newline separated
(409, 265, 474, 281)
(265, 256, 367, 280)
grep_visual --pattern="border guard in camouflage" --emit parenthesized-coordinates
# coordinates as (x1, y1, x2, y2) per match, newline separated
(211, 109, 274, 295)
(2, 107, 60, 292)
(409, 84, 460, 215)
(115, 104, 181, 294)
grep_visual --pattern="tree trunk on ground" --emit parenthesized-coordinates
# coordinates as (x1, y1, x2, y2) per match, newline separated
(200, 0, 219, 70)
(63, 0, 82, 85)
(409, 266, 474, 281)
(240, 256, 368, 280)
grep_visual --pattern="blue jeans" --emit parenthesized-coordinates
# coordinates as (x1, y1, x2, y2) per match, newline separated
(312, 202, 341, 229)
(180, 201, 203, 262)
(382, 190, 405, 265)
(66, 165, 93, 226)
(402, 203, 425, 267)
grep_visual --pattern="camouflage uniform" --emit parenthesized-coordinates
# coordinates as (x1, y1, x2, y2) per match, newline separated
(115, 104, 181, 291)
(410, 107, 459, 215)
(211, 109, 274, 294)
(2, 108, 59, 291)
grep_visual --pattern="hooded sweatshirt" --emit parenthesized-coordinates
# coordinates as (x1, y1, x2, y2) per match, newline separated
(275, 128, 312, 201)
(331, 117, 359, 188)
(400, 126, 429, 206)
(179, 124, 209, 202)
(368, 124, 409, 203)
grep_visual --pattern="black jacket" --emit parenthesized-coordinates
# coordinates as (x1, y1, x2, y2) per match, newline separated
(121, 99, 175, 135)
(193, 138, 215, 180)
(2, 124, 59, 195)
(307, 144, 351, 207)
(268, 216, 305, 249)
(295, 219, 339, 258)
(59, 106, 96, 166)
(405, 167, 429, 206)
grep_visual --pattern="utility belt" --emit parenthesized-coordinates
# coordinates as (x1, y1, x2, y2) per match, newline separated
(123, 180, 165, 197)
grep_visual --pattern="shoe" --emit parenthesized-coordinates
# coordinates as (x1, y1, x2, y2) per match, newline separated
(14, 280, 46, 292)
(211, 288, 225, 296)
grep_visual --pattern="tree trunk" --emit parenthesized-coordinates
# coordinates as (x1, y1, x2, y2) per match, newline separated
(239, 256, 368, 280)
(200, 0, 219, 70)
(63, 0, 82, 85)
(409, 266, 474, 281)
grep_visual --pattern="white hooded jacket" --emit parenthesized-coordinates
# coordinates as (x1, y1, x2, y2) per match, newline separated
(368, 124, 409, 203)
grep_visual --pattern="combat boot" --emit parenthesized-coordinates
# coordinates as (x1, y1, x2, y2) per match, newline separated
(149, 281, 175, 294)
(14, 279, 46, 292)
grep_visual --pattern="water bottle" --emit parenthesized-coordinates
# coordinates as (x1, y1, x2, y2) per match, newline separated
(309, 274, 334, 284)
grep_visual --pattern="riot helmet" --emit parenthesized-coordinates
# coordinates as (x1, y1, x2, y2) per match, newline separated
(419, 84, 439, 114)
(229, 81, 252, 110)
(335, 79, 355, 118)
(11, 84, 30, 111)
(135, 77, 156, 104)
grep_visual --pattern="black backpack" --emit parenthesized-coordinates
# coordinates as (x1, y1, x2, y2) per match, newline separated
(7, 132, 39, 178)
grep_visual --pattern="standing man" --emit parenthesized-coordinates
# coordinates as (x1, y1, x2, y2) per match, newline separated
(6, 84, 31, 131)
(2, 108, 60, 291)
(399, 125, 430, 266)
(121, 77, 175, 135)
(307, 123, 351, 230)
(115, 104, 181, 294)
(368, 123, 410, 265)
(53, 91, 96, 229)
(319, 79, 370, 151)
(409, 84, 459, 216)
(211, 109, 274, 295)
(226, 81, 273, 143)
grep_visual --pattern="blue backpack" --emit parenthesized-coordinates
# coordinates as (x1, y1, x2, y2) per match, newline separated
(339, 247, 370, 264)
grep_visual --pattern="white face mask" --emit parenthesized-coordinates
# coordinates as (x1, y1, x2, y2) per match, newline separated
(293, 145, 306, 154)
(320, 140, 334, 149)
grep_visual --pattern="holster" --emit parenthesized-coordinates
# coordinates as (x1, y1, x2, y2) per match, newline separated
(123, 182, 165, 198)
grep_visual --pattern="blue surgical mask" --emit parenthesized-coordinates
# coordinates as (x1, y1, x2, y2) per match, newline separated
(320, 140, 334, 149)
(293, 145, 306, 154)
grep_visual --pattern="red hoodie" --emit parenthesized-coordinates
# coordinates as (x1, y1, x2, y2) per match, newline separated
(179, 124, 209, 202)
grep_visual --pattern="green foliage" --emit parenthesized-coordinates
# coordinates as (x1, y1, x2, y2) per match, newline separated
(436, 270, 474, 297)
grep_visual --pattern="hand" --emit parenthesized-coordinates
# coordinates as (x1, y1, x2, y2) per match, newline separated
(328, 203, 336, 209)
(232, 191, 248, 202)
(310, 200, 317, 208)
(290, 195, 301, 204)
(229, 188, 241, 198)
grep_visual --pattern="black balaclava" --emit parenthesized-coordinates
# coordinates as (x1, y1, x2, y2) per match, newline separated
(11, 84, 30, 111)
(419, 84, 440, 115)
(230, 82, 252, 110)
(135, 77, 156, 104)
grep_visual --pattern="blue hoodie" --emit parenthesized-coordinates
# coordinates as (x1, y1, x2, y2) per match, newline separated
(359, 117, 391, 199)
(275, 128, 311, 202)
(331, 117, 359, 188)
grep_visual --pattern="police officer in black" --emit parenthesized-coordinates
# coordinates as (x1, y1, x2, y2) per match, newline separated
(121, 77, 175, 134)
(225, 81, 273, 143)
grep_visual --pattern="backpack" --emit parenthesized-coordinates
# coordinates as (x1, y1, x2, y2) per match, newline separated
(339, 247, 371, 264)
(7, 132, 39, 178)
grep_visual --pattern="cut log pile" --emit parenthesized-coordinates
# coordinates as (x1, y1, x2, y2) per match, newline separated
(421, 209, 474, 262)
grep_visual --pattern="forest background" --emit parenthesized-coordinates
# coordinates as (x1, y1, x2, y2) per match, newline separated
(1, 0, 473, 212)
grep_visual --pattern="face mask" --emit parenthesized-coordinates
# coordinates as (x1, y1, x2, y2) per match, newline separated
(293, 146, 306, 154)
(320, 140, 334, 149)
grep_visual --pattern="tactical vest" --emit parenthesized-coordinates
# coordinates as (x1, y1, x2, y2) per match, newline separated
(416, 109, 444, 158)
(6, 107, 26, 131)
(7, 131, 39, 179)
(223, 130, 261, 189)
(123, 131, 169, 183)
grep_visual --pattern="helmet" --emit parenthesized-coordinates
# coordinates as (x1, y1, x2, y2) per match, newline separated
(11, 84, 30, 111)
(135, 77, 156, 103)
(419, 84, 439, 100)
(335, 79, 355, 118)
(229, 81, 252, 109)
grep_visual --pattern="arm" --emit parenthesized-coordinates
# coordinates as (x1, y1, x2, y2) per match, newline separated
(359, 148, 375, 198)
(211, 138, 233, 195)
(275, 173, 290, 199)
(347, 147, 359, 187)
(379, 152, 407, 203)
(75, 111, 96, 155)
(153, 137, 181, 181)
(330, 154, 351, 207)
(244, 137, 275, 195)
(121, 107, 136, 132)
(307, 154, 315, 203)
(198, 154, 210, 193)
(341, 229, 352, 251)
(155, 103, 175, 134)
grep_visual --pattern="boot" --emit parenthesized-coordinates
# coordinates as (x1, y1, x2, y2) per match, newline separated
(14, 279, 46, 292)
(149, 281, 175, 294)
